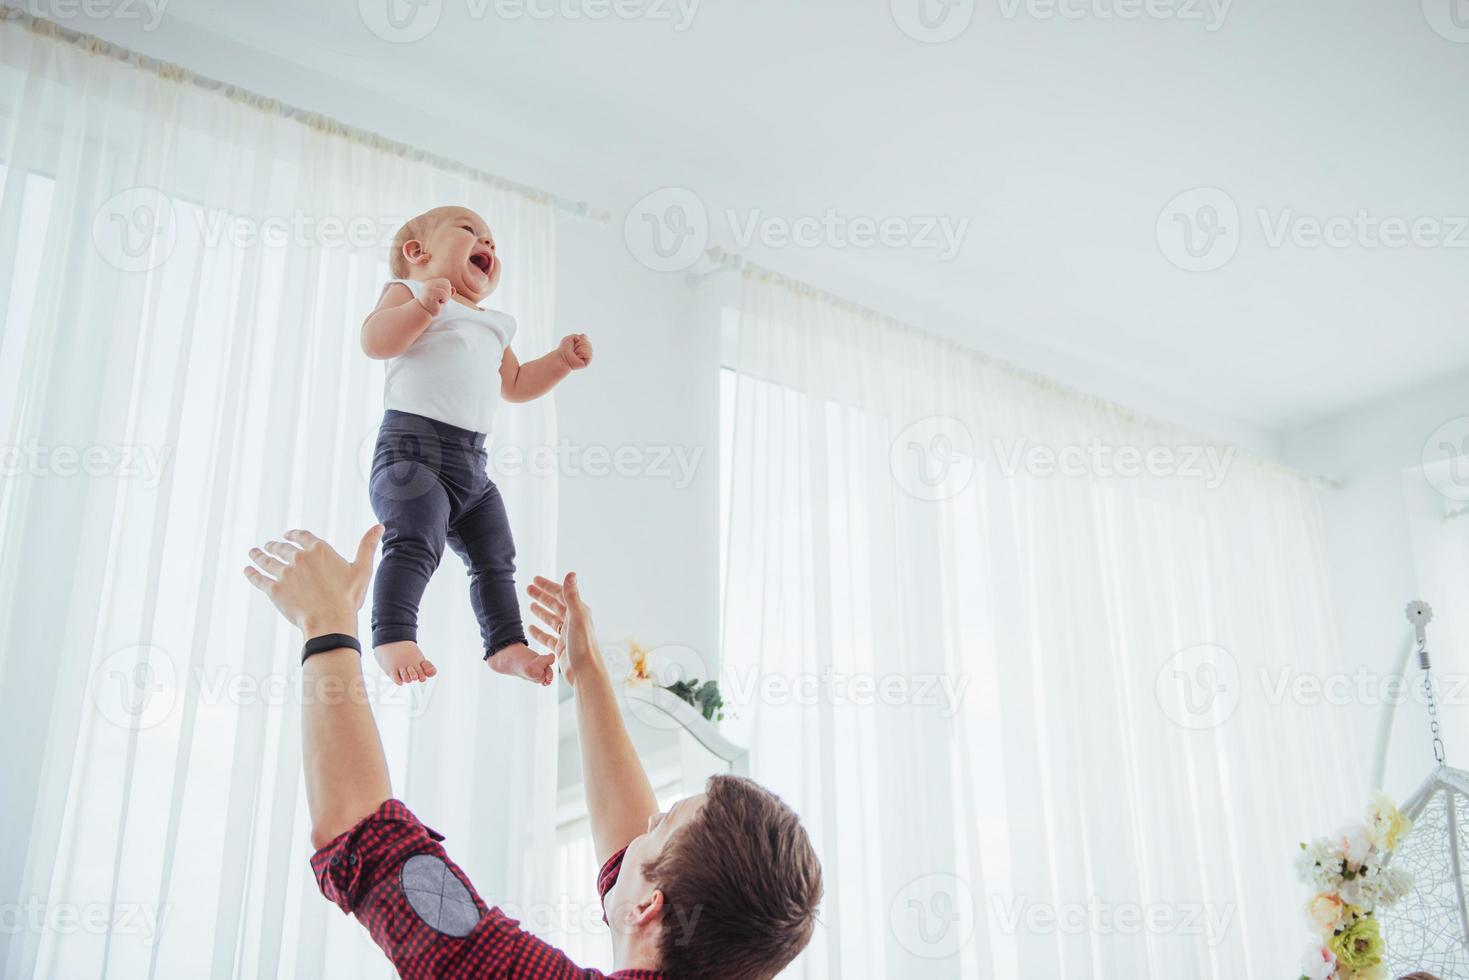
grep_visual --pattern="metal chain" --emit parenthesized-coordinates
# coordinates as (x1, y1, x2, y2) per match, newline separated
(1419, 636, 1447, 769)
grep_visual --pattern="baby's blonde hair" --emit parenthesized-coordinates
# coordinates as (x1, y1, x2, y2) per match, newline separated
(389, 206, 471, 279)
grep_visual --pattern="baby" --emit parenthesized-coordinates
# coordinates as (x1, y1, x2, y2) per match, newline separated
(362, 205, 591, 686)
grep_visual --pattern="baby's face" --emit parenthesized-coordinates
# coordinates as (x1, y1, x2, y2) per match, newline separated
(415, 208, 500, 303)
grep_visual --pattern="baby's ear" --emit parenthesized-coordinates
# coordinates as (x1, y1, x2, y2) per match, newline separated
(402, 239, 428, 265)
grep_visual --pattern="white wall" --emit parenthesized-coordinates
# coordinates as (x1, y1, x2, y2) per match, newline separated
(550, 217, 723, 789)
(1282, 368, 1469, 802)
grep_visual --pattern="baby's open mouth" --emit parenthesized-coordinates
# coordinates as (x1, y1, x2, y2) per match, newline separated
(469, 251, 493, 275)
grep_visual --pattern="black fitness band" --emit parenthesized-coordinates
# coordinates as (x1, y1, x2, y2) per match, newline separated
(302, 633, 362, 662)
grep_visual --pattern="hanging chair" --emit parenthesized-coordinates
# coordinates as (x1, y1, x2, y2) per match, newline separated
(1373, 602, 1469, 978)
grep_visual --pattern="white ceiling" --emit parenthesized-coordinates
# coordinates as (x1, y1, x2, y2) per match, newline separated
(103, 0, 1469, 433)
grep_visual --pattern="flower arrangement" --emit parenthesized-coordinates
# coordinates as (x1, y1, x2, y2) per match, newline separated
(623, 640, 728, 723)
(1296, 793, 1413, 980)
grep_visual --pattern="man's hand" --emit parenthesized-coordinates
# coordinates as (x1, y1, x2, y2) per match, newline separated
(527, 572, 600, 687)
(557, 333, 593, 371)
(417, 278, 454, 314)
(530, 571, 659, 863)
(243, 526, 383, 638)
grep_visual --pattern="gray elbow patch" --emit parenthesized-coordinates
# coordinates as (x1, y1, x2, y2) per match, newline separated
(400, 854, 482, 938)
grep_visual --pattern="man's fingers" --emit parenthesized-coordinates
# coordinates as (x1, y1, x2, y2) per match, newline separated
(242, 566, 275, 594)
(562, 571, 581, 607)
(528, 624, 560, 651)
(529, 602, 562, 629)
(528, 578, 565, 613)
(249, 547, 286, 577)
(263, 540, 298, 563)
(530, 575, 563, 597)
(283, 529, 321, 549)
(355, 524, 384, 568)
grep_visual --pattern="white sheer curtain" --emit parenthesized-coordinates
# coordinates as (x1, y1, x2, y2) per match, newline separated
(0, 16, 561, 980)
(721, 273, 1362, 978)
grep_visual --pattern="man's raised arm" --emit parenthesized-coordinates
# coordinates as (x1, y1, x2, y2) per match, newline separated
(527, 573, 659, 865)
(244, 526, 393, 849)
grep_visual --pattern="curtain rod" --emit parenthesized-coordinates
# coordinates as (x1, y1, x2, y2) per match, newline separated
(0, 6, 610, 223)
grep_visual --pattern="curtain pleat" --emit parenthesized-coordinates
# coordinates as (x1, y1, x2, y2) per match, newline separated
(0, 19, 560, 980)
(724, 273, 1359, 979)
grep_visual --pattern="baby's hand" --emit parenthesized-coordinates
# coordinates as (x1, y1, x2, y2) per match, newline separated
(558, 333, 593, 370)
(417, 277, 454, 314)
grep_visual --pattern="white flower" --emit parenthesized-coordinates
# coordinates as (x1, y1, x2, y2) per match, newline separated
(1374, 865, 1413, 907)
(1364, 792, 1412, 851)
(1301, 943, 1337, 980)
(1297, 838, 1345, 892)
(1335, 820, 1372, 869)
(1337, 861, 1412, 912)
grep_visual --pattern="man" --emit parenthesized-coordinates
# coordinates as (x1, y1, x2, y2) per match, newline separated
(242, 525, 823, 979)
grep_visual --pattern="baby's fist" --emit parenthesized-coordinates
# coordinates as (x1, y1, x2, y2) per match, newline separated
(558, 333, 593, 370)
(418, 278, 454, 313)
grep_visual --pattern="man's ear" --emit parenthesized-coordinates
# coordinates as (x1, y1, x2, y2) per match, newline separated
(630, 888, 665, 930)
(402, 239, 429, 266)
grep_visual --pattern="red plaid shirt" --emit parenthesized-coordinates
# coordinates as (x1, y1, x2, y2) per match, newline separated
(312, 799, 664, 979)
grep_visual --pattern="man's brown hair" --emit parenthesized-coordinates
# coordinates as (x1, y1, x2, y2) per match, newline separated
(644, 775, 823, 980)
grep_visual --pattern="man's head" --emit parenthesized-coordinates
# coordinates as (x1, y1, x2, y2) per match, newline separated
(606, 775, 823, 980)
(389, 205, 500, 302)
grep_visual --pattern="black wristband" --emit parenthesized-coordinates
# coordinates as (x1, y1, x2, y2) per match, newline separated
(302, 633, 362, 662)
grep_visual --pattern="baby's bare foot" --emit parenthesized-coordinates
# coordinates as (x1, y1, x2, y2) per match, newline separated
(487, 642, 555, 687)
(374, 640, 438, 685)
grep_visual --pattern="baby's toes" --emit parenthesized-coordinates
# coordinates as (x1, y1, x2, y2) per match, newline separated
(536, 655, 556, 686)
(421, 660, 438, 679)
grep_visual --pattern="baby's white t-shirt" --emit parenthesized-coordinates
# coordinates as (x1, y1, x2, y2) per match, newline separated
(379, 278, 516, 435)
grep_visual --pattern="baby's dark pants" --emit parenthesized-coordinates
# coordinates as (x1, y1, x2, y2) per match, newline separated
(368, 409, 526, 658)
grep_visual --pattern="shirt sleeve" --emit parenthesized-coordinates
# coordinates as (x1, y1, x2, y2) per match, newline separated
(310, 799, 582, 979)
(383, 278, 423, 302)
(597, 846, 631, 925)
